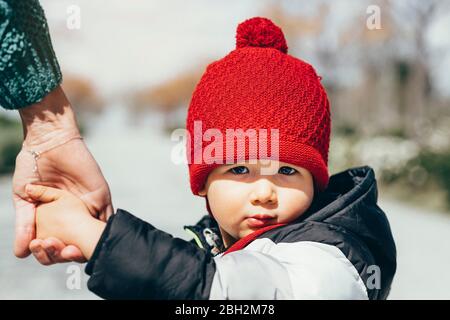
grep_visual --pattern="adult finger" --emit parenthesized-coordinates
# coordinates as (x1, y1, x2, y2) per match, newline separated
(13, 195, 36, 258)
(98, 203, 114, 222)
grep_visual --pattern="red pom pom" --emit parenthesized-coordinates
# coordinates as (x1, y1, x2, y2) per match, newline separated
(236, 17, 288, 53)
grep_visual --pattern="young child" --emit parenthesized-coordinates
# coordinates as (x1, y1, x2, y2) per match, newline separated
(27, 17, 396, 300)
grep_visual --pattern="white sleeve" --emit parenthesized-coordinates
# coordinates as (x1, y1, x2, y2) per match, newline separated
(209, 239, 368, 300)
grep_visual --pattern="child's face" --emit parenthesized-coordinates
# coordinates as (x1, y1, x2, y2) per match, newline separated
(198, 160, 314, 246)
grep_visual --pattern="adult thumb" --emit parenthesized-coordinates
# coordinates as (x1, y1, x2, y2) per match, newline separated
(25, 184, 62, 203)
(13, 195, 35, 258)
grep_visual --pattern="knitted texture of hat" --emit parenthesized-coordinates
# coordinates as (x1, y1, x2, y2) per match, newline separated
(0, 0, 62, 110)
(186, 17, 331, 197)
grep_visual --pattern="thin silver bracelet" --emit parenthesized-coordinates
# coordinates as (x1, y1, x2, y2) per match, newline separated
(25, 136, 83, 173)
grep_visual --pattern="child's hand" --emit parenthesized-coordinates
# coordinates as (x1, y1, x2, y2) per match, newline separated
(25, 184, 106, 260)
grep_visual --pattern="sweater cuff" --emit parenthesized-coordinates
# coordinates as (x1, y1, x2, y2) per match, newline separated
(0, 0, 62, 110)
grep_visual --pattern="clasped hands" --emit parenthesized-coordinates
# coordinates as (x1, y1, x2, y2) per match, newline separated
(13, 86, 112, 265)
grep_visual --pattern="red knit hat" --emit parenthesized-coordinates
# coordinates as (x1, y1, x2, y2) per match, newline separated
(186, 17, 331, 200)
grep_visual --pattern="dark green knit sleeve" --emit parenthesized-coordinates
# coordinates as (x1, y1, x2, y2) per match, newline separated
(0, 0, 62, 110)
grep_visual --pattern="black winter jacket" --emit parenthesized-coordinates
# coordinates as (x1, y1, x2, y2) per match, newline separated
(85, 166, 396, 300)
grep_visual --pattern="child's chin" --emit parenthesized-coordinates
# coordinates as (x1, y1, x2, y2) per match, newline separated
(240, 228, 258, 238)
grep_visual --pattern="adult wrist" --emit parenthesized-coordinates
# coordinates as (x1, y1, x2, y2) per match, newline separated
(19, 86, 81, 150)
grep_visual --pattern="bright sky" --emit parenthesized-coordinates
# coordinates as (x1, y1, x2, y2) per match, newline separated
(40, 0, 269, 98)
(36, 0, 450, 99)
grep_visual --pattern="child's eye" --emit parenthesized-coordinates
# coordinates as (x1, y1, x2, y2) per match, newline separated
(278, 166, 297, 175)
(228, 166, 249, 175)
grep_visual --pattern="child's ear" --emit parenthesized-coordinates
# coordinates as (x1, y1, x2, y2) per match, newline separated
(198, 183, 207, 197)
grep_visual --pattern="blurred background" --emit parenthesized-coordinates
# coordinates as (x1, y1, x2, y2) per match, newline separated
(1, 0, 450, 299)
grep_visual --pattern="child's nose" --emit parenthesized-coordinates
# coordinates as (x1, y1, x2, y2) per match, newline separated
(250, 179, 278, 205)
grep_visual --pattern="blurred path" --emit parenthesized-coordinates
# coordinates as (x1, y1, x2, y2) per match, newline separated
(1, 107, 449, 299)
(379, 198, 450, 299)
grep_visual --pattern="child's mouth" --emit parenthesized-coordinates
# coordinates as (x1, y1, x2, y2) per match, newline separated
(246, 215, 276, 228)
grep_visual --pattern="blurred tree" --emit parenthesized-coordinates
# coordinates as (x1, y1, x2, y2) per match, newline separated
(131, 67, 204, 131)
(389, 0, 446, 146)
(261, 1, 327, 51)
(0, 114, 22, 175)
(61, 73, 105, 116)
(329, 0, 447, 144)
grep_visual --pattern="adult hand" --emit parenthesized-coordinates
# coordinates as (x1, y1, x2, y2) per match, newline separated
(13, 86, 113, 265)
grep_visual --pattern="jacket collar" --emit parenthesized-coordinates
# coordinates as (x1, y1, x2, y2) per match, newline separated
(184, 215, 225, 256)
